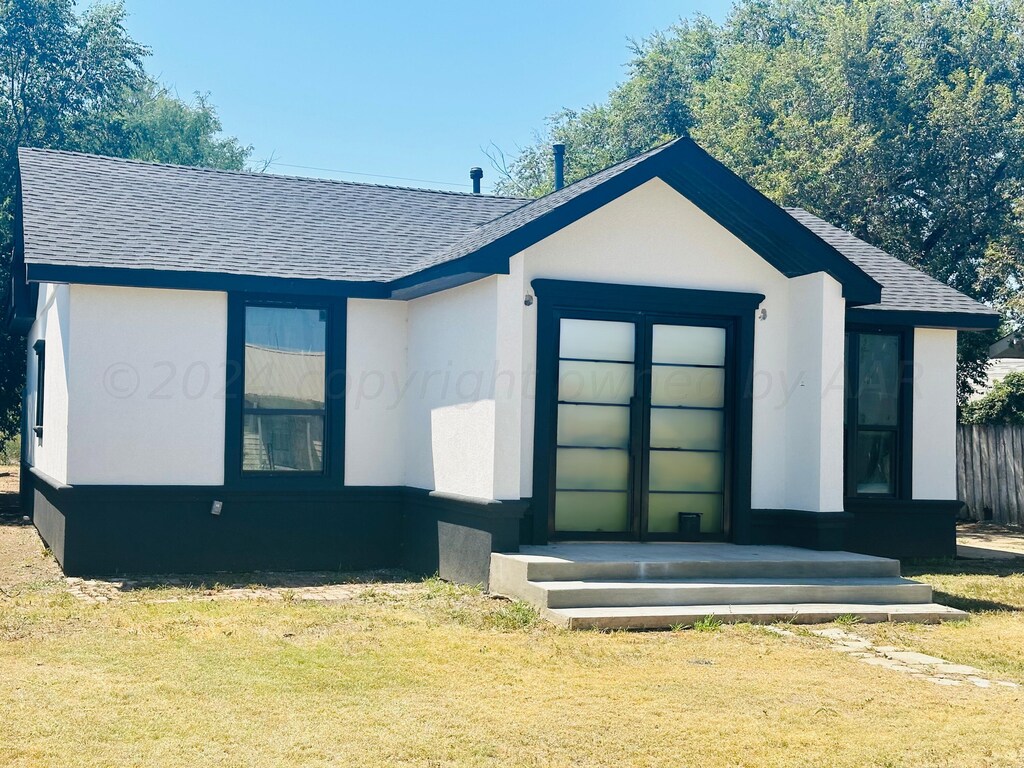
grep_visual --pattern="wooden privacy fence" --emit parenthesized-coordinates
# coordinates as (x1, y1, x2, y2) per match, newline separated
(957, 424, 1024, 525)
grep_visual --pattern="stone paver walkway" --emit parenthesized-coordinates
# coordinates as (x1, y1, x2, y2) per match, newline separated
(766, 626, 1019, 689)
(66, 570, 416, 605)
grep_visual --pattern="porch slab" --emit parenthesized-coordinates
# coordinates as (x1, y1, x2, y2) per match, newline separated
(516, 542, 894, 564)
(499, 542, 901, 583)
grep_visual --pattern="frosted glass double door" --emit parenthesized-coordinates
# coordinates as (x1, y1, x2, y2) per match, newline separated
(554, 314, 729, 539)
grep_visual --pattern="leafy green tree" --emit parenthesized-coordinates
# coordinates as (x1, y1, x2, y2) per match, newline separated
(961, 371, 1024, 424)
(494, 0, 1024, 402)
(119, 83, 251, 170)
(0, 0, 251, 444)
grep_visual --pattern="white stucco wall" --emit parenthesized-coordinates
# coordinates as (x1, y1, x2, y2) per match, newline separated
(503, 177, 842, 511)
(65, 285, 227, 485)
(912, 328, 958, 500)
(402, 278, 503, 499)
(345, 298, 408, 486)
(23, 178, 958, 509)
(25, 283, 71, 484)
(784, 273, 846, 512)
(366, 176, 845, 507)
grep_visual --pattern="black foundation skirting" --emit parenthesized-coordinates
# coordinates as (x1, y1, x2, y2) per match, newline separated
(402, 490, 529, 587)
(749, 509, 853, 551)
(844, 498, 962, 560)
(24, 468, 529, 582)
(22, 465, 961, 577)
(750, 500, 962, 559)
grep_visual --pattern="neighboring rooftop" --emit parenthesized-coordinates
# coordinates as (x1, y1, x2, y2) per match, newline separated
(990, 333, 1024, 359)
(14, 144, 998, 326)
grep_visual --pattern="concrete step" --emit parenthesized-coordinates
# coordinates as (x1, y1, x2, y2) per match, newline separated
(516, 577, 933, 609)
(546, 602, 968, 631)
(491, 545, 901, 587)
(488, 545, 962, 629)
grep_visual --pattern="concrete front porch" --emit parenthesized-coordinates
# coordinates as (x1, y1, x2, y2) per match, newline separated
(490, 542, 965, 629)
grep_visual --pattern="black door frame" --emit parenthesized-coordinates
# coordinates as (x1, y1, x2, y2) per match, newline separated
(530, 279, 764, 546)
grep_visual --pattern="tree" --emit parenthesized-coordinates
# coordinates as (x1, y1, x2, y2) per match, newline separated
(494, 0, 1024, 402)
(118, 83, 251, 171)
(0, 0, 251, 444)
(961, 371, 1024, 424)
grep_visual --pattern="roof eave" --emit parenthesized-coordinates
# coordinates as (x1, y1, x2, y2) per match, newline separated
(5, 175, 35, 335)
(24, 263, 392, 299)
(654, 142, 882, 305)
(846, 306, 1001, 331)
(390, 138, 884, 303)
(387, 159, 660, 299)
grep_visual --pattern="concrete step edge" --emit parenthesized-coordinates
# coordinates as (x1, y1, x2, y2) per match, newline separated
(519, 560, 903, 581)
(546, 603, 967, 630)
(532, 577, 925, 589)
(535, 581, 933, 609)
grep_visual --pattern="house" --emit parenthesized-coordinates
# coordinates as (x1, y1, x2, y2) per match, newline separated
(971, 332, 1024, 399)
(7, 138, 999, 587)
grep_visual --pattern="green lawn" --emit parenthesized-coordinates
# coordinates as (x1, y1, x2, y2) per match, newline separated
(2, 524, 1024, 767)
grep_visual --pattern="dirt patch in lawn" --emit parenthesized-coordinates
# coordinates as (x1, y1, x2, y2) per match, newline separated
(0, 464, 17, 493)
(958, 520, 1024, 558)
(0, 519, 62, 596)
(0, 465, 63, 595)
(0, 464, 20, 516)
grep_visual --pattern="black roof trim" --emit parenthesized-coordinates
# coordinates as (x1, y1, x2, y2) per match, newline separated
(388, 156, 658, 297)
(846, 306, 1000, 331)
(655, 142, 881, 304)
(391, 138, 882, 304)
(24, 263, 391, 299)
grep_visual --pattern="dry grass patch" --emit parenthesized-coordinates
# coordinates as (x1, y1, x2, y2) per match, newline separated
(0, 597, 1010, 767)
(0, 522, 62, 599)
(855, 558, 1024, 684)
(1, 581, 1023, 765)
(1, 522, 1024, 766)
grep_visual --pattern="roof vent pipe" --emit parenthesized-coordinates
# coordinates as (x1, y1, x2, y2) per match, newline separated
(470, 167, 483, 194)
(553, 143, 565, 191)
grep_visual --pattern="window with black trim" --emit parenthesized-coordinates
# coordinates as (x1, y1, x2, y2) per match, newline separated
(32, 339, 45, 439)
(844, 330, 908, 497)
(241, 303, 327, 474)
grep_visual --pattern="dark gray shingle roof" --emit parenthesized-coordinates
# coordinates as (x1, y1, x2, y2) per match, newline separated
(17, 147, 526, 283)
(16, 145, 997, 325)
(785, 208, 997, 319)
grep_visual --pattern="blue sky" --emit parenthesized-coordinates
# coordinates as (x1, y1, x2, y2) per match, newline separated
(122, 1, 732, 192)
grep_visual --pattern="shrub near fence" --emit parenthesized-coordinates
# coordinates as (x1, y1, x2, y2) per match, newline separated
(957, 424, 1024, 525)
